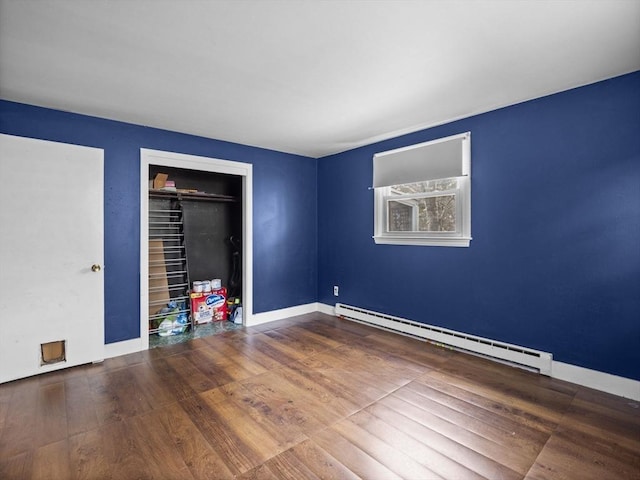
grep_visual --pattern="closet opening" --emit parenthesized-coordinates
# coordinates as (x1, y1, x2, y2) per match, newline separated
(140, 149, 253, 350)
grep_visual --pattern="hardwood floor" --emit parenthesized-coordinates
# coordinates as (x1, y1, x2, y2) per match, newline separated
(1, 313, 638, 479)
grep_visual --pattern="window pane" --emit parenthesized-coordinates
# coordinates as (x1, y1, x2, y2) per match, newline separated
(388, 201, 414, 231)
(390, 178, 457, 195)
(418, 195, 456, 232)
(387, 194, 456, 232)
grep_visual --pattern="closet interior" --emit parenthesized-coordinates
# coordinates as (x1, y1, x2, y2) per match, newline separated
(147, 165, 243, 345)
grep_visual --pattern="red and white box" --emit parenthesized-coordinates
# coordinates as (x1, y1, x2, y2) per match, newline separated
(190, 288, 227, 324)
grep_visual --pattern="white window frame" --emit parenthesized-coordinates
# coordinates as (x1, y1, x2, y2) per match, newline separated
(373, 132, 471, 247)
(386, 195, 420, 232)
(384, 183, 463, 235)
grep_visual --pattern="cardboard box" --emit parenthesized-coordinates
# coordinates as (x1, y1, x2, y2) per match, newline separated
(153, 173, 168, 189)
(149, 240, 170, 320)
(190, 290, 227, 323)
(41, 340, 65, 365)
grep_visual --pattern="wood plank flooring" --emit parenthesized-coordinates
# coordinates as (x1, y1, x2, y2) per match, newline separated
(1, 313, 638, 479)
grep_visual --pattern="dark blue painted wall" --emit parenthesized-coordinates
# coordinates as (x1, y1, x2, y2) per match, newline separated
(2, 71, 638, 380)
(318, 72, 640, 380)
(0, 101, 318, 343)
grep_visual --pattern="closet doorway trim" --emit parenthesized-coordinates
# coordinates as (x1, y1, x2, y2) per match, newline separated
(140, 148, 253, 350)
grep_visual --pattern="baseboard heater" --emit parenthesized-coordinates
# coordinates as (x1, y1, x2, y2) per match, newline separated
(335, 303, 552, 376)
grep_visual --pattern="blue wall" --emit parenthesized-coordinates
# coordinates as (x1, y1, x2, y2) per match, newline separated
(2, 71, 638, 381)
(318, 72, 640, 380)
(0, 101, 318, 343)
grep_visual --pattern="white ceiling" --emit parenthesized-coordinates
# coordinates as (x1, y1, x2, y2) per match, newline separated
(1, 0, 639, 158)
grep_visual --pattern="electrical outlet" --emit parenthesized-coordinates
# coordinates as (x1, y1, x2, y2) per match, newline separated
(333, 285, 339, 296)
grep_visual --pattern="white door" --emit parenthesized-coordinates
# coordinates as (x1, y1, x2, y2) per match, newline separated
(0, 134, 104, 383)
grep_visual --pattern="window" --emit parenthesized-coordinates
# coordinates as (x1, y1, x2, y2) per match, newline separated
(373, 132, 471, 247)
(386, 178, 461, 233)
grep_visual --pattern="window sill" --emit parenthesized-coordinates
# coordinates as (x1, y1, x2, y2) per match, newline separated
(373, 235, 471, 247)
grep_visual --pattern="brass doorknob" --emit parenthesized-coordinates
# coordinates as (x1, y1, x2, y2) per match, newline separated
(91, 264, 101, 272)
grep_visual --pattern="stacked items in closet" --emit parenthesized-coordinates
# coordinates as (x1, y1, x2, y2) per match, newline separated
(148, 191, 191, 336)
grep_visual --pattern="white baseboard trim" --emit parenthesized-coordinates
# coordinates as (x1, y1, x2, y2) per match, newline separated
(551, 361, 640, 401)
(247, 302, 320, 326)
(101, 302, 640, 401)
(100, 303, 322, 358)
(317, 303, 335, 316)
(322, 302, 639, 401)
(104, 338, 144, 359)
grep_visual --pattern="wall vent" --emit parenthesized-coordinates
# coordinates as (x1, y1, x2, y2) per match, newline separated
(335, 303, 552, 375)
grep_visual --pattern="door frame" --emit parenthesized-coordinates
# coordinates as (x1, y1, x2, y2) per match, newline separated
(140, 148, 253, 350)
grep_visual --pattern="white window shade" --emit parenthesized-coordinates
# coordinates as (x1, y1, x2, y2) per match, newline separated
(373, 132, 470, 188)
